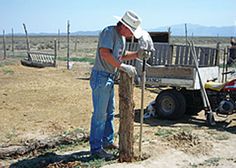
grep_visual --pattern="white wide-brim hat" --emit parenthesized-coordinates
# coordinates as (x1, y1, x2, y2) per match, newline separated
(114, 10, 143, 39)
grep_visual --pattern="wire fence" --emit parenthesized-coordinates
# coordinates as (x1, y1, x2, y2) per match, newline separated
(0, 35, 98, 65)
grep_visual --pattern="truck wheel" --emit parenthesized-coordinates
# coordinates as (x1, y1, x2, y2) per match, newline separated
(155, 89, 186, 119)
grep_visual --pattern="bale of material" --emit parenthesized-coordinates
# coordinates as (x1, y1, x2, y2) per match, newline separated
(118, 71, 135, 162)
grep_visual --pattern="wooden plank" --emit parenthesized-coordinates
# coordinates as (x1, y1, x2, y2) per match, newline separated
(152, 43, 158, 65)
(209, 49, 216, 66)
(162, 45, 168, 65)
(39, 54, 42, 62)
(146, 66, 195, 80)
(167, 45, 173, 65)
(49, 56, 53, 63)
(199, 48, 204, 65)
(34, 54, 39, 62)
(152, 44, 157, 65)
(47, 55, 52, 63)
(33, 54, 37, 61)
(204, 48, 210, 66)
(160, 45, 165, 65)
(175, 46, 180, 64)
(179, 46, 185, 65)
(195, 47, 200, 66)
(157, 46, 162, 65)
(154, 49, 158, 65)
(30, 54, 36, 61)
(38, 54, 43, 62)
(42, 54, 46, 63)
(189, 48, 193, 65)
(45, 55, 50, 63)
(28, 51, 55, 64)
(158, 46, 163, 65)
(44, 55, 49, 62)
(184, 46, 190, 65)
(41, 54, 45, 62)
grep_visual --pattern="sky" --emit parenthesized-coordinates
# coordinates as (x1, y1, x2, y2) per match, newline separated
(1, 0, 235, 34)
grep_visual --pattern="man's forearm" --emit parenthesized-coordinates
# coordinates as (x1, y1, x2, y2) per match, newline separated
(100, 48, 121, 68)
(121, 51, 138, 61)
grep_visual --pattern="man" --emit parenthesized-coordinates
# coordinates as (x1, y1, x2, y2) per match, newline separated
(89, 10, 148, 160)
(230, 37, 236, 47)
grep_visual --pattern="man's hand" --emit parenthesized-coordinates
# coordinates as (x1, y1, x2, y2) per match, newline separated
(138, 49, 152, 60)
(119, 63, 137, 78)
(138, 30, 155, 60)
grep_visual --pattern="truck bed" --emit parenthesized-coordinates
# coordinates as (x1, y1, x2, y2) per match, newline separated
(145, 65, 219, 89)
(126, 42, 220, 90)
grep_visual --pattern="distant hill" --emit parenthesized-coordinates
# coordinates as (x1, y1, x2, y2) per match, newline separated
(72, 30, 101, 36)
(10, 24, 236, 37)
(72, 24, 235, 37)
(151, 23, 236, 37)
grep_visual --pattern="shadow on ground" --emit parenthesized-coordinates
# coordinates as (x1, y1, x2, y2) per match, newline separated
(115, 109, 236, 135)
(10, 149, 119, 168)
(9, 151, 91, 168)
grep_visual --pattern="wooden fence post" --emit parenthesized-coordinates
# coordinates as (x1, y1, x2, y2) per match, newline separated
(119, 71, 135, 162)
(54, 39, 57, 67)
(67, 20, 70, 70)
(57, 29, 60, 51)
(3, 30, 6, 59)
(23, 23, 30, 51)
(11, 28, 14, 56)
(185, 23, 188, 45)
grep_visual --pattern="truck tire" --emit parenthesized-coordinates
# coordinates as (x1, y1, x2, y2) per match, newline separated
(155, 89, 186, 119)
(181, 90, 203, 115)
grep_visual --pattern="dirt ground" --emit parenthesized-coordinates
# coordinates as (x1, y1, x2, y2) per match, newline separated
(0, 61, 236, 167)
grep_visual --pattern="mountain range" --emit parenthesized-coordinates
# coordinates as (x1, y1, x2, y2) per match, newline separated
(71, 24, 236, 37)
(151, 23, 236, 37)
(11, 24, 236, 37)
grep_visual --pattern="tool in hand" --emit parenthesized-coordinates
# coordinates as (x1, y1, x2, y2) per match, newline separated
(138, 30, 155, 158)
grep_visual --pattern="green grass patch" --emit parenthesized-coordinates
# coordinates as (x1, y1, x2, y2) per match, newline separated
(2, 67, 14, 75)
(58, 56, 95, 64)
(0, 60, 17, 67)
(155, 128, 176, 138)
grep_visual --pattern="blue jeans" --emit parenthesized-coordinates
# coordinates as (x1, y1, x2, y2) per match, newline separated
(89, 70, 115, 154)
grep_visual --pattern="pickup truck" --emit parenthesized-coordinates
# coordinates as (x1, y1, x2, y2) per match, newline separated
(126, 40, 221, 119)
